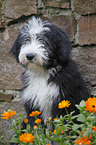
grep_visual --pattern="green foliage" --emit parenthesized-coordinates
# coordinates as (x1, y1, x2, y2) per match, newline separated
(0, 99, 96, 145)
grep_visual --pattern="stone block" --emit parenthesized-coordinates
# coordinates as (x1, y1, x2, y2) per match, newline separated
(77, 15, 96, 45)
(0, 23, 24, 90)
(72, 46, 96, 93)
(0, 90, 20, 102)
(73, 0, 96, 15)
(1, 0, 37, 23)
(42, 0, 70, 8)
(0, 92, 13, 102)
(50, 15, 75, 41)
(0, 0, 3, 28)
(0, 101, 25, 145)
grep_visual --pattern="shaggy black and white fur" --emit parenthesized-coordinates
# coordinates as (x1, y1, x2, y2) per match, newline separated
(10, 16, 89, 136)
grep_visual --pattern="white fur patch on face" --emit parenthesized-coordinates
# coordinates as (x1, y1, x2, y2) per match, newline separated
(18, 17, 50, 70)
(19, 37, 48, 70)
(27, 17, 50, 35)
(22, 70, 59, 121)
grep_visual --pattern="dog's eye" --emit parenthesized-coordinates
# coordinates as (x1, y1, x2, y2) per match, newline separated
(26, 53, 35, 61)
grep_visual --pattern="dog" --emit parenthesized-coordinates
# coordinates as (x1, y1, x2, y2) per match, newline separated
(10, 16, 89, 143)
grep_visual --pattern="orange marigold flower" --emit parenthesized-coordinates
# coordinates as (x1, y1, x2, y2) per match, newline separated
(78, 131, 85, 135)
(74, 136, 91, 145)
(35, 118, 41, 124)
(89, 135, 92, 139)
(60, 128, 69, 134)
(9, 110, 16, 117)
(33, 125, 37, 129)
(92, 126, 96, 131)
(61, 131, 64, 134)
(24, 119, 28, 123)
(85, 97, 96, 115)
(1, 110, 16, 120)
(54, 118, 57, 121)
(58, 100, 71, 109)
(81, 131, 85, 135)
(65, 129, 69, 132)
(1, 111, 10, 120)
(54, 130, 56, 134)
(30, 111, 41, 117)
(19, 133, 34, 143)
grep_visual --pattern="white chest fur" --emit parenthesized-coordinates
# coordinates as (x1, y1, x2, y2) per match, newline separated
(22, 70, 59, 121)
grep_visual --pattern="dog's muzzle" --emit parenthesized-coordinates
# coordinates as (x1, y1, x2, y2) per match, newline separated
(26, 53, 35, 61)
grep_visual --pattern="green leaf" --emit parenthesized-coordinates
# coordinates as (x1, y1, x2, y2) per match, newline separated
(71, 115, 78, 120)
(62, 140, 70, 145)
(11, 119, 16, 128)
(54, 119, 60, 123)
(70, 111, 75, 115)
(45, 129, 51, 140)
(77, 114, 86, 122)
(60, 116, 65, 122)
(26, 124, 31, 132)
(72, 124, 80, 130)
(16, 129, 21, 135)
(75, 100, 85, 111)
(79, 100, 85, 107)
(10, 134, 18, 143)
(21, 129, 28, 133)
(75, 104, 81, 110)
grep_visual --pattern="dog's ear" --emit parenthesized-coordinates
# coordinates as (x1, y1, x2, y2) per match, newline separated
(10, 26, 31, 62)
(56, 27, 72, 63)
(48, 25, 72, 63)
(10, 33, 21, 62)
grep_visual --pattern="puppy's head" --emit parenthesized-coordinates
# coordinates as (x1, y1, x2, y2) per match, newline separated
(10, 17, 72, 71)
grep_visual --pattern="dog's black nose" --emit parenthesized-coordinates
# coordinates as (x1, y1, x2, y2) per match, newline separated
(26, 53, 35, 61)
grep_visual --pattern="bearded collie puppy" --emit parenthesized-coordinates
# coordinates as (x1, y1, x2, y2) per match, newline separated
(10, 16, 89, 135)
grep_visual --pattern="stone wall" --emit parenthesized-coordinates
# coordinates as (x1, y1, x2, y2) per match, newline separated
(0, 1, 96, 144)
(0, 0, 96, 97)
